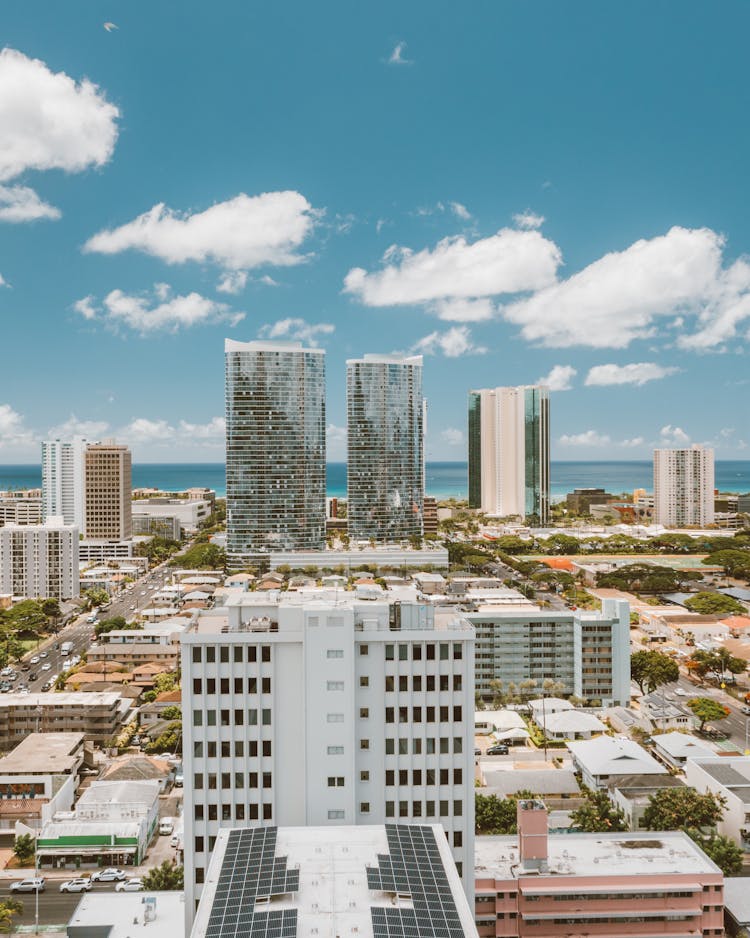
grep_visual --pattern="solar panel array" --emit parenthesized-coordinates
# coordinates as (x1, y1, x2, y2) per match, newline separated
(205, 827, 299, 938)
(368, 825, 466, 938)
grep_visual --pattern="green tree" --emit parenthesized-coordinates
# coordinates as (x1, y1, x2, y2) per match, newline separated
(643, 786, 727, 831)
(691, 831, 744, 876)
(0, 898, 23, 933)
(570, 788, 627, 833)
(161, 705, 182, 720)
(81, 588, 111, 611)
(153, 671, 179, 695)
(688, 648, 746, 683)
(94, 615, 130, 637)
(142, 861, 184, 890)
(475, 793, 518, 835)
(684, 591, 747, 615)
(171, 542, 226, 570)
(686, 697, 731, 733)
(12, 833, 35, 865)
(630, 650, 679, 694)
(41, 598, 61, 628)
(6, 599, 47, 634)
(702, 549, 750, 578)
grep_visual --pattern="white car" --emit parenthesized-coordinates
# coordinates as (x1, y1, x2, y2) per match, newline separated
(39, 651, 48, 659)
(60, 878, 92, 893)
(674, 687, 688, 696)
(91, 868, 126, 883)
(115, 878, 144, 892)
(29, 656, 40, 665)
(10, 878, 45, 893)
(41, 663, 52, 671)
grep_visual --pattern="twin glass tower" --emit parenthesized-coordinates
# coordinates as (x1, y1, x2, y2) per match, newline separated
(225, 341, 424, 568)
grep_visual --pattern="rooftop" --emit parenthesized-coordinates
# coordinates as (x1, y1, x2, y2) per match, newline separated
(652, 731, 716, 760)
(77, 779, 161, 807)
(475, 830, 721, 880)
(0, 692, 123, 707)
(0, 732, 84, 775)
(68, 890, 184, 938)
(192, 824, 477, 938)
(567, 736, 668, 776)
(690, 757, 750, 799)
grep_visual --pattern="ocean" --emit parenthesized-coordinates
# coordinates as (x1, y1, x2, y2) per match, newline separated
(2, 460, 750, 500)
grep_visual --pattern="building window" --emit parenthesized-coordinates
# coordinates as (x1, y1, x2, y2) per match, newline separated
(234, 646, 242, 663)
(454, 831, 463, 847)
(385, 707, 394, 723)
(234, 678, 243, 694)
(360, 708, 369, 718)
(249, 804, 259, 820)
(262, 677, 271, 693)
(262, 741, 272, 757)
(399, 676, 408, 691)
(194, 805, 204, 821)
(360, 802, 370, 813)
(385, 676, 394, 692)
(454, 737, 463, 754)
(327, 713, 344, 723)
(328, 745, 344, 755)
(440, 800, 449, 816)
(193, 741, 203, 758)
(385, 739, 394, 754)
(262, 709, 271, 725)
(360, 771, 370, 781)
(192, 647, 202, 663)
(453, 643, 463, 660)
(386, 770, 395, 786)
(385, 802, 394, 818)
(206, 647, 215, 663)
(208, 805, 217, 821)
(263, 804, 272, 820)
(263, 772, 272, 788)
(327, 649, 344, 659)
(261, 646, 271, 662)
(194, 773, 203, 790)
(453, 675, 462, 691)
(385, 645, 394, 660)
(328, 810, 345, 820)
(360, 676, 369, 687)
(360, 644, 369, 656)
(413, 675, 422, 691)
(248, 647, 257, 663)
(220, 678, 229, 693)
(327, 777, 345, 787)
(327, 681, 344, 691)
(193, 678, 202, 694)
(248, 678, 257, 693)
(360, 739, 370, 750)
(454, 769, 463, 784)
(236, 804, 245, 820)
(193, 710, 203, 727)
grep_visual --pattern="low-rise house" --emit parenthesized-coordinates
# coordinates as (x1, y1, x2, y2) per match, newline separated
(528, 698, 572, 721)
(602, 705, 653, 735)
(639, 691, 693, 731)
(537, 709, 607, 741)
(474, 800, 724, 938)
(102, 754, 173, 792)
(723, 876, 750, 935)
(685, 756, 750, 849)
(651, 731, 716, 769)
(139, 690, 182, 730)
(480, 768, 581, 808)
(567, 736, 668, 790)
(607, 774, 686, 831)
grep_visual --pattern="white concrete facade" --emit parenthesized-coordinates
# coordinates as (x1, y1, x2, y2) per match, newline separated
(654, 445, 715, 527)
(41, 438, 87, 528)
(685, 756, 750, 848)
(181, 591, 475, 919)
(0, 517, 79, 599)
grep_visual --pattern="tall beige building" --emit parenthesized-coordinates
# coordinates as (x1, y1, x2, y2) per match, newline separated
(653, 444, 715, 527)
(84, 442, 132, 539)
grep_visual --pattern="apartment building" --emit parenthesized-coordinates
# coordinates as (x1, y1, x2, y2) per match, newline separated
(475, 801, 724, 938)
(347, 354, 424, 542)
(181, 590, 475, 918)
(0, 517, 79, 599)
(469, 598, 631, 706)
(0, 692, 132, 750)
(654, 444, 715, 527)
(191, 824, 479, 938)
(0, 491, 42, 526)
(468, 386, 550, 524)
(84, 442, 132, 540)
(41, 438, 87, 528)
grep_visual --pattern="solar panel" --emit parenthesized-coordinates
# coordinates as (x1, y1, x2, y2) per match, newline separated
(369, 825, 467, 938)
(205, 827, 299, 938)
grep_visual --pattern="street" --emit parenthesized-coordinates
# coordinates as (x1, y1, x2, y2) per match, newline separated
(647, 675, 750, 752)
(0, 881, 125, 927)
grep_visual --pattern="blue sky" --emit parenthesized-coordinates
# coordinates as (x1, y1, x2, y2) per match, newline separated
(1, 0, 750, 463)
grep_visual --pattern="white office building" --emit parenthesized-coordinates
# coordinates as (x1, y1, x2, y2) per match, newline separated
(468, 386, 549, 524)
(181, 591, 475, 919)
(0, 517, 79, 599)
(654, 444, 715, 527)
(41, 438, 87, 528)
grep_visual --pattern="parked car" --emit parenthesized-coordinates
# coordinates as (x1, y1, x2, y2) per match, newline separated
(473, 747, 481, 756)
(115, 878, 144, 892)
(487, 744, 509, 755)
(11, 878, 45, 893)
(91, 868, 126, 883)
(60, 878, 92, 893)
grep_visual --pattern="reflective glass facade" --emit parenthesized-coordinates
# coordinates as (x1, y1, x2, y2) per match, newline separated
(523, 386, 550, 526)
(225, 340, 326, 565)
(347, 355, 424, 541)
(467, 392, 482, 509)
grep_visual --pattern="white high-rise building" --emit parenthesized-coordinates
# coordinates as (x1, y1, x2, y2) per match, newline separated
(468, 386, 549, 524)
(654, 444, 715, 527)
(181, 591, 475, 920)
(0, 517, 79, 599)
(41, 439, 88, 529)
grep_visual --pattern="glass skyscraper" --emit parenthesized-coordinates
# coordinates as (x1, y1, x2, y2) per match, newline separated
(467, 385, 549, 525)
(225, 339, 326, 567)
(347, 354, 424, 541)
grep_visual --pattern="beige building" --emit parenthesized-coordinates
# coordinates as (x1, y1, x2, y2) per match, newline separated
(85, 442, 132, 540)
(0, 693, 132, 750)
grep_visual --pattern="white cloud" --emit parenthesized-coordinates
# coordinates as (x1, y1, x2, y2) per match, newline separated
(387, 42, 412, 65)
(450, 202, 471, 221)
(177, 417, 225, 440)
(326, 424, 347, 443)
(585, 361, 679, 387)
(259, 275, 279, 287)
(412, 325, 487, 358)
(257, 317, 334, 347)
(432, 298, 495, 322)
(503, 226, 750, 350)
(216, 271, 248, 295)
(344, 229, 560, 318)
(0, 184, 60, 222)
(0, 273, 6, 287)
(0, 403, 34, 448)
(76, 284, 245, 333)
(537, 364, 576, 391)
(120, 418, 174, 443)
(84, 191, 319, 274)
(513, 210, 545, 230)
(558, 430, 611, 448)
(47, 415, 110, 439)
(620, 437, 645, 448)
(659, 424, 690, 446)
(0, 48, 119, 184)
(440, 428, 464, 446)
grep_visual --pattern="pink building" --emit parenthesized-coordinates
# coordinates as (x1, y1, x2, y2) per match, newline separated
(475, 800, 724, 938)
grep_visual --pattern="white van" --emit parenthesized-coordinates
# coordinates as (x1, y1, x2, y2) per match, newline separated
(159, 817, 174, 836)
